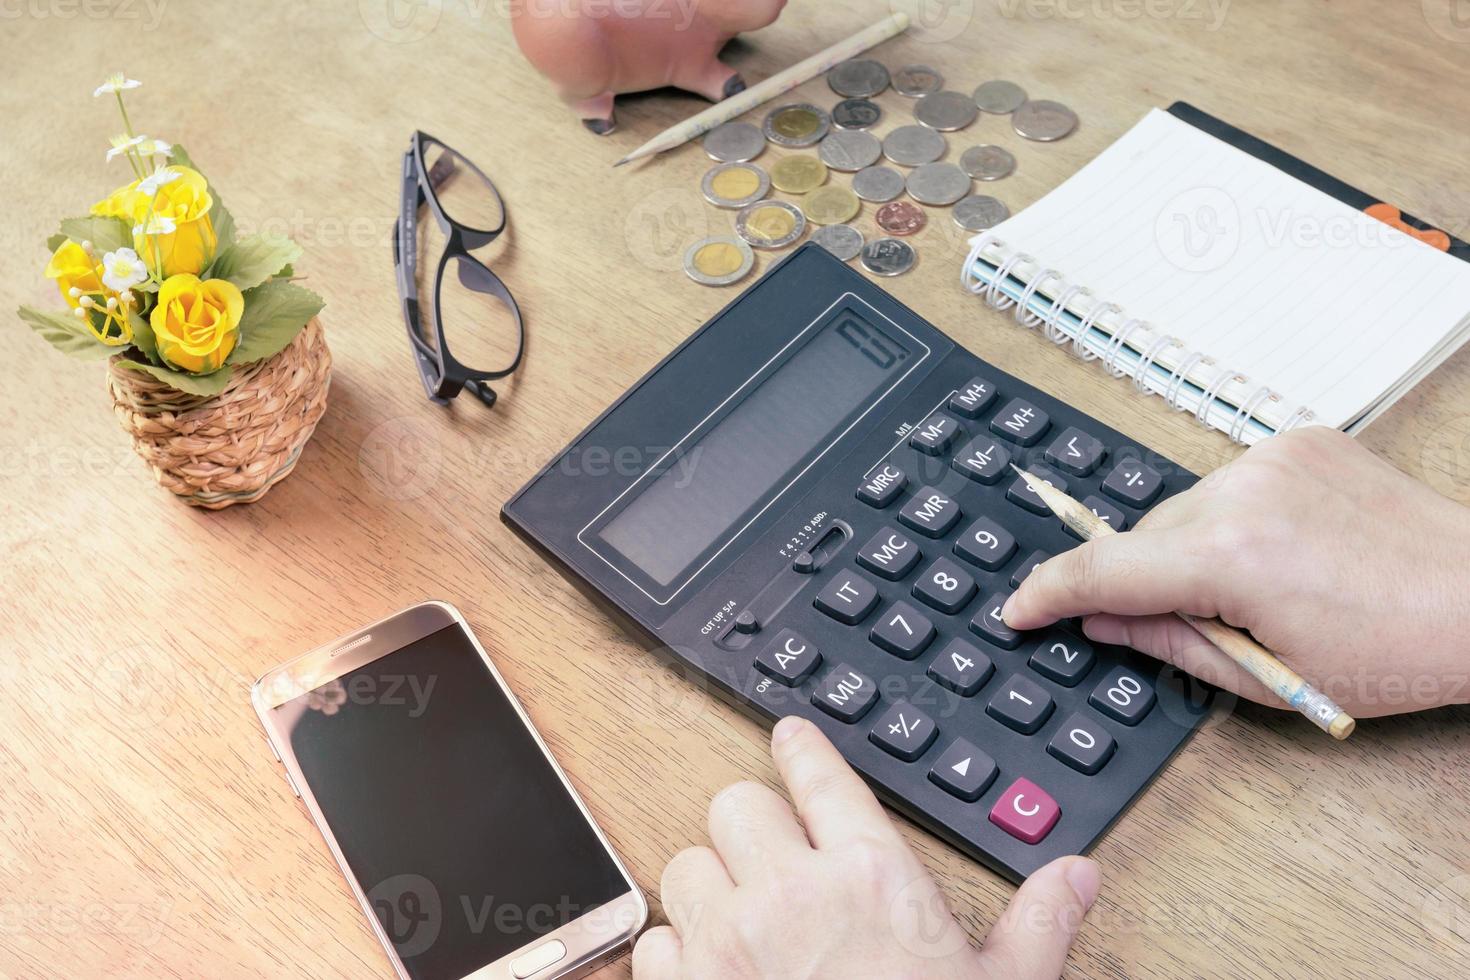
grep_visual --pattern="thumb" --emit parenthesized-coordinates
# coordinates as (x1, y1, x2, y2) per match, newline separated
(976, 856, 1100, 980)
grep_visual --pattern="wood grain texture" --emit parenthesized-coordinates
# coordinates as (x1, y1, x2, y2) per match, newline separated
(3, 1, 1470, 977)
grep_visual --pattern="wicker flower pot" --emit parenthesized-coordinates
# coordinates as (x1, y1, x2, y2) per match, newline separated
(106, 317, 331, 509)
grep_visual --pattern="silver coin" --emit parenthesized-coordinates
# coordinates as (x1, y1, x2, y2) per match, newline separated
(683, 236, 754, 286)
(811, 223, 865, 262)
(826, 59, 889, 98)
(860, 237, 916, 277)
(906, 162, 971, 206)
(851, 165, 906, 202)
(702, 121, 765, 162)
(1012, 99, 1079, 141)
(818, 129, 882, 172)
(914, 90, 979, 132)
(959, 144, 1016, 181)
(832, 97, 882, 130)
(972, 80, 1028, 115)
(952, 194, 1011, 231)
(762, 102, 832, 148)
(734, 199, 806, 249)
(700, 161, 771, 209)
(882, 124, 947, 167)
(892, 64, 944, 98)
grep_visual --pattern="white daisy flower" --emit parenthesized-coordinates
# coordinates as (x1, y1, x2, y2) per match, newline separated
(136, 138, 173, 159)
(138, 166, 181, 196)
(102, 248, 148, 292)
(134, 214, 177, 237)
(94, 74, 141, 97)
(106, 133, 146, 163)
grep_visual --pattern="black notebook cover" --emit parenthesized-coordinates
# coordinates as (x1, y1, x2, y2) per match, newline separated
(1167, 101, 1469, 265)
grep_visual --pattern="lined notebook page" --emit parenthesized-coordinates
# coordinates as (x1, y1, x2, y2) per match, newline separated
(988, 109, 1470, 428)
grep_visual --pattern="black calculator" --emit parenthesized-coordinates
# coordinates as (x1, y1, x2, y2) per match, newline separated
(503, 243, 1210, 881)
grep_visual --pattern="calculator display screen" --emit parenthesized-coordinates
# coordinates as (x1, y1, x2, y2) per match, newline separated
(595, 309, 912, 591)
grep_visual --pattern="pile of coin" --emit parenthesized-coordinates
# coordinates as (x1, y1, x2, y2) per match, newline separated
(683, 58, 1080, 286)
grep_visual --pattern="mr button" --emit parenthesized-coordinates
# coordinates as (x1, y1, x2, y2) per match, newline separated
(989, 777, 1061, 844)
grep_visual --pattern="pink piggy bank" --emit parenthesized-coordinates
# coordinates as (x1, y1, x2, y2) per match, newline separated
(512, 0, 787, 134)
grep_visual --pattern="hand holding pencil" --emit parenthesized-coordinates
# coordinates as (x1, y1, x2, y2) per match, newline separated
(1003, 427, 1470, 733)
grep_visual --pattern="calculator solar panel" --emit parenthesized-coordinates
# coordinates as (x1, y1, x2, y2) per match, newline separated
(503, 243, 1210, 881)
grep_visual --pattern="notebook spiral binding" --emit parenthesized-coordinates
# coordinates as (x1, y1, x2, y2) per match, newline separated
(962, 233, 1316, 444)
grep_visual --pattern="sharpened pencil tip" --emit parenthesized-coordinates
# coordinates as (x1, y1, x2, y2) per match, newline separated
(612, 157, 629, 168)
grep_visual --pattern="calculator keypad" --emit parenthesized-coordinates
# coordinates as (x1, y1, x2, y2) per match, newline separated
(752, 378, 1192, 873)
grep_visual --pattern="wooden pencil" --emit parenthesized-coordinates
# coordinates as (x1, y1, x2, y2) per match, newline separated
(613, 12, 910, 167)
(1009, 464, 1356, 740)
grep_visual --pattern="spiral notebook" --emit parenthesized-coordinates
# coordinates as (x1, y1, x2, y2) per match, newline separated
(962, 103, 1470, 444)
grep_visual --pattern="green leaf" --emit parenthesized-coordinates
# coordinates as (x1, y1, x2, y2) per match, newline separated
(277, 263, 294, 278)
(228, 279, 324, 365)
(207, 233, 301, 291)
(127, 310, 159, 364)
(17, 305, 121, 360)
(114, 358, 234, 397)
(58, 215, 131, 254)
(46, 232, 67, 253)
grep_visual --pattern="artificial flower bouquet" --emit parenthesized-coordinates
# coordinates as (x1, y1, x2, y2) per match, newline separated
(18, 75, 331, 507)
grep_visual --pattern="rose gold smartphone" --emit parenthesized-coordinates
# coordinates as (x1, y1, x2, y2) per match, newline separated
(252, 600, 647, 980)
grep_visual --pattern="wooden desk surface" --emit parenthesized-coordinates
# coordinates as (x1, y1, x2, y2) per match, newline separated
(5, 1, 1470, 976)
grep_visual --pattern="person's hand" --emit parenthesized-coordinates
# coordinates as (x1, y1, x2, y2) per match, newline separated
(1004, 426, 1470, 717)
(632, 715, 1101, 979)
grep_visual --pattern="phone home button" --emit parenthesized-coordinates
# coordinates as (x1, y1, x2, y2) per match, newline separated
(511, 939, 567, 978)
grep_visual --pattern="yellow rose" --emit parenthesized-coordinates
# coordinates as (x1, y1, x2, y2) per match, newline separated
(44, 240, 104, 308)
(132, 167, 216, 277)
(91, 178, 144, 220)
(150, 274, 243, 373)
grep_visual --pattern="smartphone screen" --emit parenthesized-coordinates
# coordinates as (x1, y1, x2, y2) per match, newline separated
(272, 623, 632, 979)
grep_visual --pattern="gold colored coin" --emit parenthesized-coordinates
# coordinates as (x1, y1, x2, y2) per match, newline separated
(692, 242, 745, 277)
(772, 106, 820, 139)
(770, 155, 828, 194)
(747, 205, 797, 240)
(710, 166, 761, 200)
(802, 185, 860, 225)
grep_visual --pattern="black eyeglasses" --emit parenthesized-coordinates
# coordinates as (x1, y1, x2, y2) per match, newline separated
(394, 131, 524, 408)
